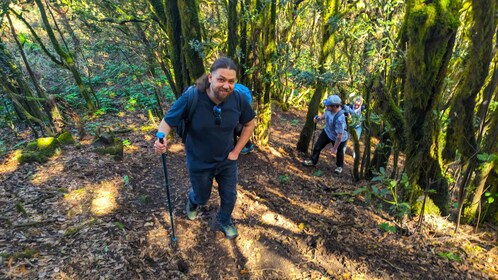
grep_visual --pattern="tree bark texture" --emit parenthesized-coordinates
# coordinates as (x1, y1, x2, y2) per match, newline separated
(443, 0, 495, 162)
(34, 0, 96, 112)
(253, 0, 277, 145)
(296, 0, 339, 153)
(403, 0, 460, 215)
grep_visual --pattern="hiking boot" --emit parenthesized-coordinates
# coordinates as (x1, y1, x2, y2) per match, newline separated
(220, 223, 238, 239)
(334, 167, 343, 174)
(240, 144, 254, 155)
(186, 199, 198, 220)
(302, 160, 316, 167)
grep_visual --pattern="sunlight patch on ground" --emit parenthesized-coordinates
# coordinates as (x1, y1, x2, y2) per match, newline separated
(261, 212, 300, 233)
(124, 144, 140, 153)
(31, 161, 65, 185)
(168, 143, 185, 153)
(63, 179, 121, 217)
(91, 181, 118, 216)
(64, 188, 91, 217)
(143, 134, 154, 142)
(241, 238, 301, 278)
(0, 150, 20, 174)
(258, 146, 284, 158)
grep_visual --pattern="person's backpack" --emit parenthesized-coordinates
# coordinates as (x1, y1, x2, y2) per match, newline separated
(175, 86, 199, 143)
(234, 83, 252, 105)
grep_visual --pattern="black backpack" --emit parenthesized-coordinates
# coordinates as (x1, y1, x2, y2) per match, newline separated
(175, 86, 199, 143)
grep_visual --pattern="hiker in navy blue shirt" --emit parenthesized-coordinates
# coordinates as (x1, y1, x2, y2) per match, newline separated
(303, 95, 349, 174)
(233, 83, 255, 154)
(154, 57, 256, 239)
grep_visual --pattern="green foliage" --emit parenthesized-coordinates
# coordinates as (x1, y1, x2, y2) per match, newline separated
(137, 194, 148, 205)
(122, 139, 131, 147)
(437, 251, 462, 262)
(353, 168, 412, 220)
(115, 221, 125, 230)
(484, 192, 497, 204)
(379, 222, 396, 233)
(1, 247, 38, 261)
(290, 119, 299, 126)
(277, 174, 290, 183)
(123, 175, 129, 187)
(477, 153, 498, 163)
(313, 170, 323, 177)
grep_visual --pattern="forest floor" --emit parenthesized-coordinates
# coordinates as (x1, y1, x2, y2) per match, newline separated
(1, 107, 497, 280)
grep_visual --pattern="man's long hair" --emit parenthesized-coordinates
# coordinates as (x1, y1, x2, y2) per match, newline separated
(196, 57, 237, 92)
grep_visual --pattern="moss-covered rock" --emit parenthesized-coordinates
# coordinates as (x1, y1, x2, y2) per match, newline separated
(57, 131, 75, 146)
(412, 195, 441, 216)
(18, 137, 61, 164)
(94, 138, 123, 161)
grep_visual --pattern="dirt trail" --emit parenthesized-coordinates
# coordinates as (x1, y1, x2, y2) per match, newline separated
(1, 109, 496, 279)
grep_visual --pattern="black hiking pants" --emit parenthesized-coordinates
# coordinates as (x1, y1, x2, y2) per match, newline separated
(310, 130, 346, 168)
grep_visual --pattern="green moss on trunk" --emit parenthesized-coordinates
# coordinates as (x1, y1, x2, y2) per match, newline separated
(403, 0, 460, 215)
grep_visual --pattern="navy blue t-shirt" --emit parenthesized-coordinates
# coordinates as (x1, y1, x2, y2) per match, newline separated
(164, 89, 255, 170)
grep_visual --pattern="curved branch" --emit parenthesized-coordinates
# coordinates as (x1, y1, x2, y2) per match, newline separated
(8, 7, 64, 66)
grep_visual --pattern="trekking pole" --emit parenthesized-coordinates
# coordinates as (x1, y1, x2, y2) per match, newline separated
(310, 116, 318, 154)
(156, 132, 177, 242)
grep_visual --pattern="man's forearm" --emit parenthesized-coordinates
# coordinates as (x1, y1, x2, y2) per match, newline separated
(158, 119, 172, 137)
(333, 134, 342, 150)
(233, 119, 256, 153)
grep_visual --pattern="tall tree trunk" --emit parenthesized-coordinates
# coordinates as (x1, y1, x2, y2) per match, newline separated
(462, 88, 498, 223)
(0, 41, 53, 136)
(443, 0, 495, 162)
(296, 0, 339, 153)
(6, 13, 61, 132)
(403, 0, 460, 215)
(227, 0, 237, 58)
(253, 0, 277, 145)
(177, 0, 205, 82)
(34, 0, 96, 112)
(149, 0, 204, 98)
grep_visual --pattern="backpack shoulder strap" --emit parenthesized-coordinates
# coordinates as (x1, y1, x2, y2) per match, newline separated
(184, 86, 199, 122)
(332, 109, 346, 128)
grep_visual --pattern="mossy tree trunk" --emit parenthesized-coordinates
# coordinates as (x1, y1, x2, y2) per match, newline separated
(227, 0, 237, 59)
(6, 13, 65, 133)
(177, 0, 205, 83)
(34, 0, 97, 112)
(443, 0, 494, 162)
(296, 0, 339, 153)
(0, 42, 54, 136)
(149, 0, 204, 98)
(445, 0, 495, 228)
(237, 0, 250, 83)
(253, 0, 277, 145)
(402, 0, 460, 215)
(463, 87, 498, 223)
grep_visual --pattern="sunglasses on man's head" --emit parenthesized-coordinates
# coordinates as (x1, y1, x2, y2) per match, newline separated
(213, 105, 222, 125)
